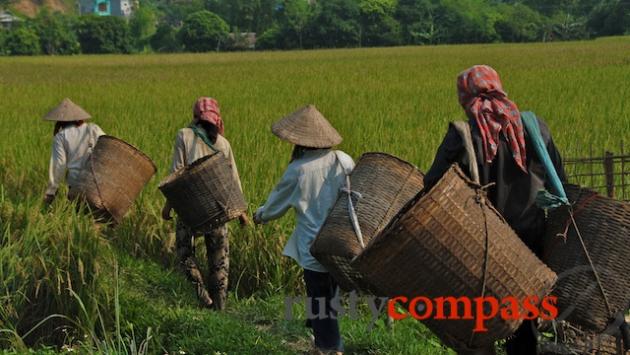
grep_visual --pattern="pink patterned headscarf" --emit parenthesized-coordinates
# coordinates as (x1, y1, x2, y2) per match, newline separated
(193, 97, 224, 135)
(457, 65, 527, 172)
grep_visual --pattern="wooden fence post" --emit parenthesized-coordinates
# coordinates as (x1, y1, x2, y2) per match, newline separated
(604, 151, 615, 198)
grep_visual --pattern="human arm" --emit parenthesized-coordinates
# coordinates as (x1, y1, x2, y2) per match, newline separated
(254, 166, 300, 225)
(423, 124, 465, 189)
(44, 135, 67, 203)
(170, 130, 187, 174)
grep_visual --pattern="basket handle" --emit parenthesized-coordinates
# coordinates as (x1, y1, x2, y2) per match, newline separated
(334, 151, 365, 249)
(341, 175, 364, 248)
(451, 121, 480, 184)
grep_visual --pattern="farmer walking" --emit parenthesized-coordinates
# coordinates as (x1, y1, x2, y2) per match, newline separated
(43, 98, 105, 205)
(424, 65, 566, 355)
(254, 105, 354, 355)
(162, 97, 248, 311)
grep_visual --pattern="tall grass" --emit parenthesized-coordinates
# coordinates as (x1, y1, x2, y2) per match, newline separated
(3, 39, 629, 297)
(0, 38, 628, 350)
(0, 187, 114, 348)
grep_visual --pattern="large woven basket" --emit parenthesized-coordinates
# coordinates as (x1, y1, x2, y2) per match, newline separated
(538, 321, 627, 355)
(543, 185, 630, 333)
(159, 152, 247, 234)
(310, 152, 424, 292)
(352, 164, 557, 351)
(72, 136, 157, 223)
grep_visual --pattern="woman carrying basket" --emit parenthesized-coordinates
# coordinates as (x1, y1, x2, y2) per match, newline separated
(254, 105, 354, 355)
(162, 97, 249, 311)
(424, 65, 567, 355)
(43, 98, 106, 205)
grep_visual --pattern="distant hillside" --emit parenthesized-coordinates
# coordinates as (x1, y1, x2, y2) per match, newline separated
(11, 0, 74, 17)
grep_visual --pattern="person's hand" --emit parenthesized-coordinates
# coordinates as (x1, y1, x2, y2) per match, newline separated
(161, 202, 173, 221)
(238, 214, 251, 227)
(43, 194, 55, 206)
(253, 212, 263, 225)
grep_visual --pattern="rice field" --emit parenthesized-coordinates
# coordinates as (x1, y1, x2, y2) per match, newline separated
(0, 37, 629, 353)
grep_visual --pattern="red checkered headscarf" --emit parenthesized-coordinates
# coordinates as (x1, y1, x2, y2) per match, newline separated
(457, 65, 527, 172)
(193, 97, 224, 135)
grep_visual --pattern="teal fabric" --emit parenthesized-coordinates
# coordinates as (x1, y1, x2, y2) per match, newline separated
(188, 123, 219, 153)
(535, 189, 569, 210)
(521, 111, 569, 209)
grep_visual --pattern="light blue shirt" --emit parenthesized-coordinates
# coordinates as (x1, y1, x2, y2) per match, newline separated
(256, 149, 355, 272)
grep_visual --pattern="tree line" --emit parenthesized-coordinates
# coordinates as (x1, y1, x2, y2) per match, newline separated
(0, 0, 628, 55)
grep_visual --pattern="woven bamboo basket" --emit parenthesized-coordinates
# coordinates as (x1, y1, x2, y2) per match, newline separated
(72, 136, 156, 223)
(543, 185, 630, 333)
(159, 152, 247, 234)
(538, 321, 627, 355)
(310, 152, 424, 292)
(352, 164, 557, 351)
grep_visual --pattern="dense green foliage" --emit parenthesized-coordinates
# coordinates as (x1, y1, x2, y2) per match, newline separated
(179, 10, 229, 52)
(0, 38, 628, 352)
(206, 0, 276, 34)
(0, 0, 629, 55)
(587, 0, 630, 36)
(129, 6, 158, 51)
(33, 10, 80, 55)
(76, 15, 133, 54)
(303, 0, 362, 48)
(358, 0, 401, 47)
(0, 30, 5, 55)
(149, 22, 181, 52)
(494, 3, 546, 43)
(4, 25, 40, 55)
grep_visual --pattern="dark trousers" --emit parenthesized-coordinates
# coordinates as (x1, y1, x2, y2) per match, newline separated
(505, 320, 537, 355)
(457, 321, 536, 355)
(303, 269, 344, 352)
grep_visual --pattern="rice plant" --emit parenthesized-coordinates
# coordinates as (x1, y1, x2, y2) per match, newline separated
(0, 38, 628, 352)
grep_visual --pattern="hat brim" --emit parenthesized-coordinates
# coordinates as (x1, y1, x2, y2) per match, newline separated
(43, 98, 92, 122)
(271, 105, 343, 148)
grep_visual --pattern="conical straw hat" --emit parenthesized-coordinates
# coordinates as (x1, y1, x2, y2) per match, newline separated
(271, 105, 342, 148)
(43, 98, 92, 122)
